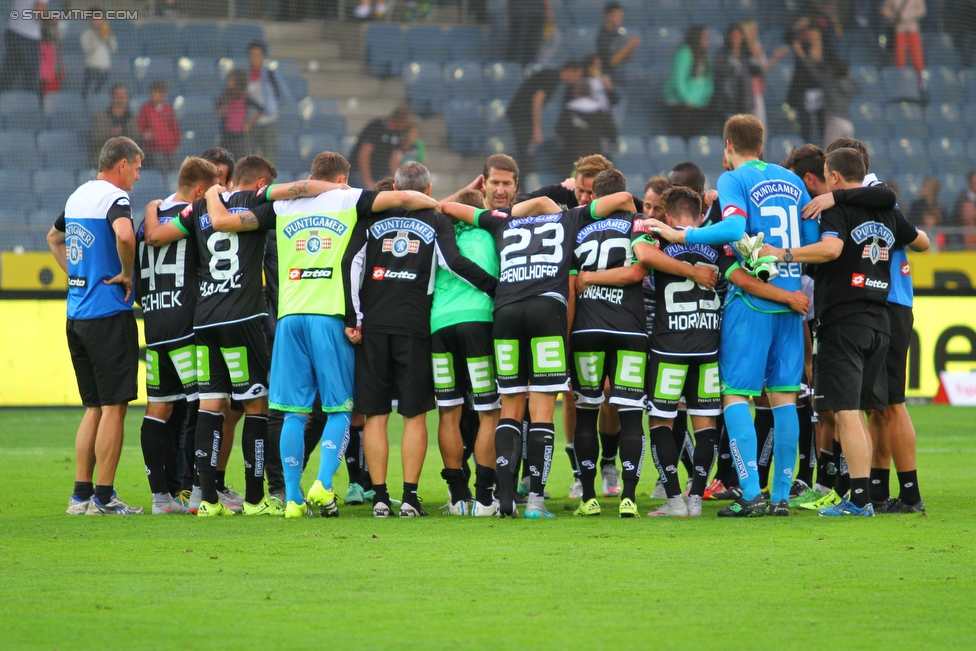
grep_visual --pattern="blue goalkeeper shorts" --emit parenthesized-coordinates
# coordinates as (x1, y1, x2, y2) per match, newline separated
(269, 314, 354, 413)
(718, 295, 804, 396)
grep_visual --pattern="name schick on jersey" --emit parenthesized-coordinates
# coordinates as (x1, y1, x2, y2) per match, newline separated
(284, 215, 349, 281)
(369, 217, 435, 281)
(139, 217, 190, 312)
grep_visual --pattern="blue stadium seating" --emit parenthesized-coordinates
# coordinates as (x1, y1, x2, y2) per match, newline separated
(0, 91, 42, 131)
(60, 20, 86, 55)
(484, 62, 523, 102)
(0, 207, 26, 227)
(444, 61, 485, 101)
(566, 0, 602, 26)
(852, 100, 888, 137)
(179, 108, 220, 146)
(299, 99, 346, 136)
(444, 99, 484, 155)
(892, 173, 922, 206)
(281, 73, 309, 101)
(484, 98, 509, 134)
(298, 133, 342, 168)
(448, 26, 486, 63)
(271, 59, 303, 77)
(173, 94, 215, 120)
(726, 0, 760, 21)
(966, 105, 976, 138)
(613, 136, 648, 172)
(61, 55, 87, 93)
(365, 24, 405, 77)
(940, 173, 966, 207)
(133, 57, 176, 93)
(33, 169, 77, 211)
(687, 136, 724, 170)
(277, 135, 301, 169)
(925, 66, 963, 103)
(926, 103, 966, 139)
(652, 0, 690, 28)
(928, 137, 970, 175)
(851, 65, 880, 93)
(882, 67, 921, 103)
(483, 132, 515, 157)
(766, 136, 805, 164)
(217, 57, 249, 80)
(403, 61, 445, 116)
(130, 173, 169, 217)
(889, 138, 930, 174)
(176, 57, 219, 96)
(43, 91, 90, 132)
(767, 102, 801, 136)
(38, 131, 87, 170)
(112, 21, 141, 58)
(223, 24, 266, 59)
(0, 131, 40, 169)
(646, 26, 684, 59)
(77, 169, 97, 186)
(764, 62, 795, 104)
(646, 136, 687, 168)
(0, 169, 35, 215)
(141, 22, 182, 58)
(182, 22, 224, 59)
(885, 102, 928, 137)
(923, 32, 960, 68)
(406, 26, 448, 63)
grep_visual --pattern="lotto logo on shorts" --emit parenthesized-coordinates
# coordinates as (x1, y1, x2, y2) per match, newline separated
(851, 273, 866, 287)
(901, 262, 911, 275)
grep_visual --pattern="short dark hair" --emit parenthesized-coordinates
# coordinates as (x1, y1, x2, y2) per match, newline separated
(783, 144, 826, 182)
(98, 136, 143, 172)
(149, 80, 167, 94)
(825, 148, 866, 183)
(454, 188, 486, 209)
(604, 1, 623, 14)
(248, 40, 267, 54)
(723, 114, 765, 156)
(561, 58, 585, 71)
(592, 169, 627, 198)
(661, 185, 703, 220)
(200, 147, 235, 179)
(233, 154, 278, 186)
(310, 151, 350, 181)
(668, 162, 706, 193)
(826, 138, 871, 173)
(644, 176, 671, 196)
(110, 83, 127, 95)
(483, 154, 519, 185)
(374, 176, 395, 191)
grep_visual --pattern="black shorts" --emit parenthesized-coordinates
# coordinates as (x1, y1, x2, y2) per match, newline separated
(194, 317, 270, 401)
(885, 303, 913, 405)
(492, 297, 569, 394)
(570, 330, 648, 410)
(431, 321, 500, 411)
(66, 311, 139, 408)
(815, 324, 889, 413)
(355, 331, 435, 418)
(646, 350, 721, 418)
(146, 335, 198, 402)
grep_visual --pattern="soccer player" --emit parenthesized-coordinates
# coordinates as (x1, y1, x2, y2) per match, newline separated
(346, 162, 495, 518)
(48, 136, 144, 515)
(430, 188, 502, 516)
(761, 148, 928, 516)
(136, 156, 220, 514)
(647, 114, 818, 517)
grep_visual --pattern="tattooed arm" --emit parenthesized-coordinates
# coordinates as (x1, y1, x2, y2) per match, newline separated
(143, 199, 186, 245)
(265, 178, 350, 201)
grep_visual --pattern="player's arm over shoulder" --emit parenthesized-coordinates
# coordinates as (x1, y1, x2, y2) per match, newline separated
(895, 209, 929, 252)
(510, 196, 560, 217)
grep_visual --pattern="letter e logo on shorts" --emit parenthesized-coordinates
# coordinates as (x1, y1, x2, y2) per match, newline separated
(495, 341, 518, 376)
(431, 353, 454, 389)
(467, 358, 494, 393)
(532, 337, 566, 373)
(576, 354, 602, 386)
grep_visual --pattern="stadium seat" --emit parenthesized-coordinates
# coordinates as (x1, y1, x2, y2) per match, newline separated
(923, 32, 959, 68)
(60, 20, 87, 55)
(298, 133, 342, 168)
(483, 132, 515, 157)
(0, 91, 42, 131)
(277, 136, 301, 170)
(176, 57, 219, 96)
(726, 0, 760, 21)
(38, 131, 86, 170)
(365, 24, 405, 77)
(141, 21, 181, 58)
(444, 99, 485, 155)
(646, 135, 687, 169)
(444, 61, 485, 101)
(939, 173, 966, 207)
(885, 102, 928, 138)
(851, 65, 880, 93)
(112, 21, 141, 58)
(133, 57, 176, 93)
(406, 26, 448, 63)
(76, 169, 96, 186)
(298, 98, 346, 136)
(33, 169, 77, 211)
(484, 62, 523, 102)
(926, 102, 966, 139)
(881, 66, 922, 103)
(448, 26, 486, 63)
(0, 207, 26, 227)
(0, 224, 48, 250)
(961, 69, 976, 103)
(566, 0, 603, 26)
(928, 137, 970, 175)
(61, 55, 87, 93)
(484, 98, 510, 135)
(269, 59, 302, 77)
(924, 66, 963, 103)
(43, 91, 90, 133)
(851, 100, 888, 137)
(281, 73, 309, 101)
(767, 102, 802, 137)
(858, 137, 888, 163)
(172, 94, 216, 120)
(402, 61, 445, 116)
(0, 131, 40, 169)
(651, 0, 690, 28)
(130, 176, 170, 217)
(223, 23, 266, 59)
(766, 136, 805, 164)
(687, 136, 724, 170)
(612, 136, 648, 172)
(179, 109, 220, 146)
(646, 26, 684, 59)
(182, 22, 224, 59)
(889, 138, 930, 174)
(0, 169, 35, 215)
(217, 57, 249, 80)
(764, 62, 795, 104)
(892, 173, 922, 206)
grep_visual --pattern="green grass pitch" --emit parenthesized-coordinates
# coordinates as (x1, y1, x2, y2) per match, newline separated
(1, 405, 974, 649)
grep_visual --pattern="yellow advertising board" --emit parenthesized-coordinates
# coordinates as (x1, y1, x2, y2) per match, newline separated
(907, 251, 976, 290)
(0, 251, 68, 290)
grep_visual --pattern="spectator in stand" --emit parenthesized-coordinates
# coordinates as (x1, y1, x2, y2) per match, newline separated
(908, 177, 944, 225)
(946, 0, 976, 68)
(664, 25, 716, 139)
(247, 42, 283, 163)
(741, 20, 789, 127)
(919, 207, 945, 250)
(39, 20, 64, 96)
(951, 171, 976, 250)
(80, 10, 116, 98)
(398, 122, 426, 166)
(596, 2, 641, 88)
(881, 0, 926, 75)
(788, 26, 827, 145)
(714, 23, 754, 120)
(90, 84, 138, 167)
(507, 0, 554, 65)
(1, 0, 49, 92)
(556, 78, 617, 173)
(348, 105, 411, 189)
(137, 80, 181, 173)
(352, 0, 390, 20)
(217, 69, 259, 158)
(821, 58, 861, 145)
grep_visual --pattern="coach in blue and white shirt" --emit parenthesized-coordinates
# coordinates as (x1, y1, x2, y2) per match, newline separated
(48, 136, 144, 516)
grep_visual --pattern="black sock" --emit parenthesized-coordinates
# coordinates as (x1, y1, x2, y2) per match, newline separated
(835, 441, 850, 496)
(302, 409, 326, 471)
(94, 484, 113, 504)
(441, 468, 468, 504)
(690, 427, 719, 497)
(599, 430, 619, 468)
(74, 481, 94, 500)
(755, 407, 774, 491)
(820, 447, 836, 489)
(358, 428, 373, 491)
(527, 423, 554, 496)
(141, 416, 172, 494)
(849, 477, 870, 507)
(796, 404, 815, 486)
(460, 403, 478, 487)
(716, 420, 735, 486)
(673, 409, 693, 476)
(617, 410, 644, 502)
(345, 424, 363, 485)
(474, 464, 496, 506)
(242, 414, 267, 504)
(195, 410, 224, 504)
(897, 469, 921, 505)
(372, 482, 390, 506)
(180, 401, 199, 491)
(215, 470, 227, 493)
(566, 443, 580, 478)
(869, 467, 890, 504)
(402, 481, 420, 507)
(574, 408, 599, 501)
(650, 425, 680, 498)
(493, 419, 522, 506)
(265, 409, 285, 494)
(164, 400, 186, 495)
(520, 417, 531, 481)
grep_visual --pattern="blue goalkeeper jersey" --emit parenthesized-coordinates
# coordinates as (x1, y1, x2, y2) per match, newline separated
(716, 160, 819, 313)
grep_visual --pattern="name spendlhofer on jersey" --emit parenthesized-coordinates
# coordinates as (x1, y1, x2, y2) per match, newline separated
(137, 200, 198, 345)
(572, 210, 651, 335)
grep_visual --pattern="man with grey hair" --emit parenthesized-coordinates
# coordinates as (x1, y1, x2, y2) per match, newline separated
(343, 162, 498, 517)
(47, 136, 144, 515)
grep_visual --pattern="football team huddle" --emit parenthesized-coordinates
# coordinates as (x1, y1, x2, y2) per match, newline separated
(50, 113, 930, 520)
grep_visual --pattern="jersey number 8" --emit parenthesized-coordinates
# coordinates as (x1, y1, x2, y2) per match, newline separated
(207, 231, 240, 280)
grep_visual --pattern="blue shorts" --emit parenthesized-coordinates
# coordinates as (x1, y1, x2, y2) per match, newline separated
(718, 296, 803, 396)
(269, 314, 354, 413)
